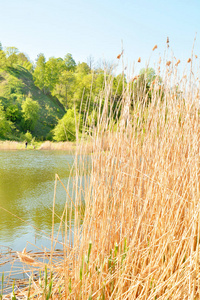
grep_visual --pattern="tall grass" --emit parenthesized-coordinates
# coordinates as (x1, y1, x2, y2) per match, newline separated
(10, 53, 200, 299)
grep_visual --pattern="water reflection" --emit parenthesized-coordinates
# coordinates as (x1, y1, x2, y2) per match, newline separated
(0, 150, 87, 251)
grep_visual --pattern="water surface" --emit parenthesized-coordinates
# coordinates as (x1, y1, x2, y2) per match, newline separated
(0, 150, 84, 251)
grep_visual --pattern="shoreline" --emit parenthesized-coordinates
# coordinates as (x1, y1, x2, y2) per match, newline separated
(0, 140, 94, 152)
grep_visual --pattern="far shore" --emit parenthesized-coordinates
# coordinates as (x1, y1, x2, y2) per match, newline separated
(0, 140, 95, 152)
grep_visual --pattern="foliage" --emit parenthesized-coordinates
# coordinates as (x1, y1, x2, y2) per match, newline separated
(0, 101, 13, 138)
(33, 53, 46, 92)
(24, 131, 33, 143)
(64, 53, 76, 71)
(0, 63, 65, 140)
(21, 97, 40, 131)
(44, 57, 66, 93)
(0, 50, 7, 69)
(3, 75, 24, 107)
(51, 70, 76, 108)
(5, 104, 21, 122)
(0, 43, 131, 141)
(17, 53, 33, 71)
(6, 47, 19, 67)
(53, 108, 82, 141)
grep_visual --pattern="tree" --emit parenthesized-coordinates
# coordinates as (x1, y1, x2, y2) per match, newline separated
(44, 57, 66, 93)
(76, 62, 90, 75)
(64, 53, 76, 72)
(17, 53, 33, 71)
(21, 97, 40, 131)
(0, 49, 7, 69)
(3, 75, 24, 106)
(52, 70, 76, 108)
(6, 104, 21, 122)
(33, 53, 46, 92)
(53, 109, 82, 141)
(24, 131, 33, 143)
(0, 101, 13, 138)
(71, 62, 93, 113)
(6, 47, 19, 67)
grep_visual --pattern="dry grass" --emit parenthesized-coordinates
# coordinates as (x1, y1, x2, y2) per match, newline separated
(0, 141, 24, 150)
(39, 140, 96, 153)
(39, 141, 77, 151)
(4, 53, 200, 299)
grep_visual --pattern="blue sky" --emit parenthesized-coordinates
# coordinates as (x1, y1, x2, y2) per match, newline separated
(0, 0, 199, 73)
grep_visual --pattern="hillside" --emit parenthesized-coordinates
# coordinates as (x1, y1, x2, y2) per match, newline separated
(0, 65, 65, 140)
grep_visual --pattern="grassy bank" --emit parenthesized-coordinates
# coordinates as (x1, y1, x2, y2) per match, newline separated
(3, 54, 200, 299)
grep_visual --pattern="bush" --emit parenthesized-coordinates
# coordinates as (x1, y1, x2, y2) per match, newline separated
(53, 109, 82, 141)
(24, 131, 33, 143)
(21, 97, 40, 131)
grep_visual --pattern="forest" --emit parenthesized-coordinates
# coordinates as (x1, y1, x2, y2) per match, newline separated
(0, 43, 157, 143)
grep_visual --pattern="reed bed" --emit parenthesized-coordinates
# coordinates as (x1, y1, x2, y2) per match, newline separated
(39, 141, 95, 153)
(4, 53, 200, 299)
(0, 141, 24, 150)
(39, 141, 76, 151)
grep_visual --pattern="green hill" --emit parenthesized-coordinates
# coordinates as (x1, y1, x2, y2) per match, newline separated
(0, 66, 65, 140)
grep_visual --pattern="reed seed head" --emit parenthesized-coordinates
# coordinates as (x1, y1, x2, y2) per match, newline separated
(152, 45, 158, 51)
(166, 61, 171, 66)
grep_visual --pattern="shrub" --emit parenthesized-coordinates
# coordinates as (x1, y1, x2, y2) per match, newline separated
(53, 108, 82, 141)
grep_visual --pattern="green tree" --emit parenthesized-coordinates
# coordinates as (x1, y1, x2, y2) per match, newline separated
(64, 53, 76, 71)
(0, 49, 7, 69)
(0, 101, 13, 138)
(3, 75, 24, 108)
(44, 57, 66, 93)
(6, 104, 21, 122)
(53, 108, 82, 141)
(76, 62, 90, 75)
(33, 53, 46, 93)
(52, 70, 76, 108)
(72, 62, 93, 114)
(6, 47, 19, 67)
(24, 131, 33, 143)
(21, 97, 40, 131)
(17, 53, 33, 71)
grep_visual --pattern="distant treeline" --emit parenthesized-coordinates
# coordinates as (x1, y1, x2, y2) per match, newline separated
(0, 42, 157, 141)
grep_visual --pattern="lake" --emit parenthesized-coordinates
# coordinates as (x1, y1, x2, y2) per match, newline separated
(0, 150, 88, 254)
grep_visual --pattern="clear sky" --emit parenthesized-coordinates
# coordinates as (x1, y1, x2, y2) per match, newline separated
(0, 0, 199, 73)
